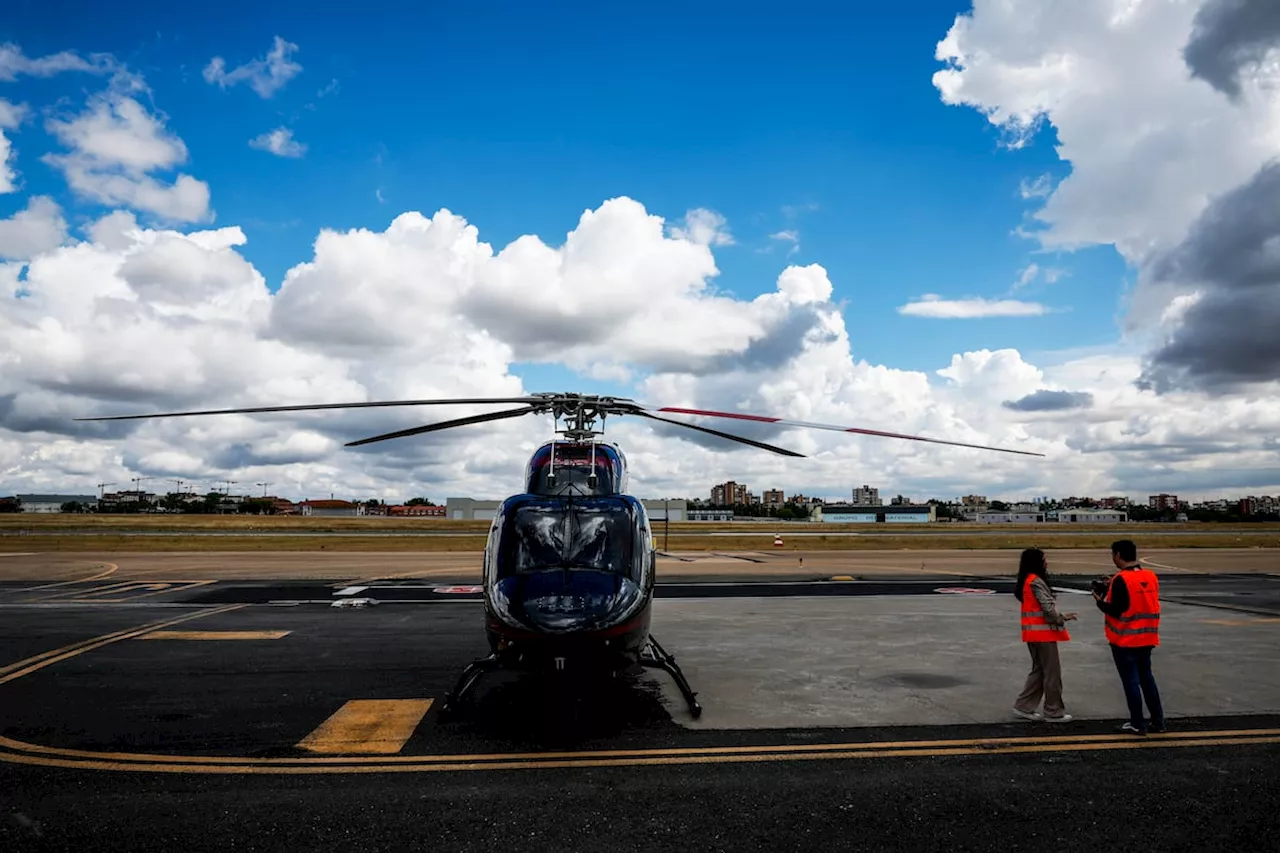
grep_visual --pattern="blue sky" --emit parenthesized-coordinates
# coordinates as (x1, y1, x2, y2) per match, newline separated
(2, 0, 1129, 383)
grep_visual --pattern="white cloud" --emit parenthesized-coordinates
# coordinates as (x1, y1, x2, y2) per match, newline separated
(668, 207, 734, 246)
(0, 196, 68, 260)
(1019, 174, 1054, 199)
(203, 36, 302, 98)
(898, 294, 1050, 318)
(932, 0, 1280, 311)
(1, 195, 1274, 504)
(0, 98, 27, 194)
(42, 92, 212, 223)
(249, 127, 307, 158)
(1014, 263, 1040, 290)
(0, 43, 109, 81)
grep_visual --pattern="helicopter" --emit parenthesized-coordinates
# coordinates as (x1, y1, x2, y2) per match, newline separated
(77, 391, 1044, 719)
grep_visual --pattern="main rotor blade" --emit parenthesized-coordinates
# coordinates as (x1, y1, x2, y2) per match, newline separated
(638, 405, 1045, 457)
(630, 410, 805, 457)
(344, 405, 537, 447)
(73, 396, 545, 422)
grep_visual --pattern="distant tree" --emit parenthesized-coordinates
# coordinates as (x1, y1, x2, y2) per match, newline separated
(0, 497, 22, 513)
(241, 498, 276, 515)
(989, 500, 1011, 512)
(405, 497, 433, 506)
(60, 501, 88, 513)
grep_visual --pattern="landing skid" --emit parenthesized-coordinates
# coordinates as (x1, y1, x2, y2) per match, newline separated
(438, 653, 502, 719)
(640, 635, 702, 719)
(437, 636, 703, 721)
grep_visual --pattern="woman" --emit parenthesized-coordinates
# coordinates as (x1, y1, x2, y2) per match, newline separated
(1012, 548, 1077, 722)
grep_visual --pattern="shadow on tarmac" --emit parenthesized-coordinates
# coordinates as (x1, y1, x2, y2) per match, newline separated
(442, 668, 679, 750)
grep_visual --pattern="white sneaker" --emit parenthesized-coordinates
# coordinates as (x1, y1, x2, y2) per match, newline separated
(1012, 707, 1043, 721)
(1043, 713, 1074, 723)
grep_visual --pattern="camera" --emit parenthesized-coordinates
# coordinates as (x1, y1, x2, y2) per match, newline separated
(1090, 577, 1110, 597)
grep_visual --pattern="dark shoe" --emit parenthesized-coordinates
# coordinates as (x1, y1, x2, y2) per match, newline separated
(1118, 722, 1146, 735)
(1148, 720, 1166, 734)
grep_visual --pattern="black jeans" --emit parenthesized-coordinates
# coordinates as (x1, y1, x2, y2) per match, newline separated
(1110, 644, 1164, 731)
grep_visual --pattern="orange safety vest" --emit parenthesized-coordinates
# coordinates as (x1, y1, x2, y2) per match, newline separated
(1020, 575, 1070, 642)
(1104, 568, 1161, 647)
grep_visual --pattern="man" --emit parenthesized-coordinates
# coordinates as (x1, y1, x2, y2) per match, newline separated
(1094, 539, 1165, 735)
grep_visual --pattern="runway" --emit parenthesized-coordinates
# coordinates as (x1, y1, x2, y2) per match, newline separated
(2, 554, 1278, 850)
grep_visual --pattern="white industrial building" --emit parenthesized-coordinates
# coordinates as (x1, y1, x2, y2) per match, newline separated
(973, 512, 1047, 523)
(817, 504, 936, 523)
(1047, 509, 1128, 523)
(15, 494, 98, 513)
(445, 497, 688, 521)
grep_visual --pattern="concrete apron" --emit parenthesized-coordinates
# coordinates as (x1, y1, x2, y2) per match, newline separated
(646, 594, 1280, 729)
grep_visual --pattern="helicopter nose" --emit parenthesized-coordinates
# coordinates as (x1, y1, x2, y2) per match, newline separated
(494, 571, 643, 634)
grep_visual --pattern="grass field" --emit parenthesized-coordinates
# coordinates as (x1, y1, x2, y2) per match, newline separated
(1, 511, 1278, 552)
(3, 513, 1278, 535)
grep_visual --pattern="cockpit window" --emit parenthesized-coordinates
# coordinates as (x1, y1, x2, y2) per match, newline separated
(500, 498, 636, 578)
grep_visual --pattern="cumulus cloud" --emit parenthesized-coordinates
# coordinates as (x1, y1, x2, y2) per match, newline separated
(1, 195, 1277, 502)
(898, 294, 1049, 318)
(249, 127, 306, 158)
(1184, 0, 1280, 99)
(42, 92, 212, 223)
(204, 37, 302, 98)
(931, 0, 1280, 400)
(1137, 161, 1280, 393)
(0, 98, 27, 194)
(1003, 389, 1095, 412)
(0, 196, 68, 260)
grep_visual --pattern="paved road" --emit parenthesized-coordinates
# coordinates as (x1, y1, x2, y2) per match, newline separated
(2, 576, 1277, 850)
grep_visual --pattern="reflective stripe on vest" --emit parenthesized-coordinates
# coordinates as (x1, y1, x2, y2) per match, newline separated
(1021, 576, 1070, 642)
(1104, 568, 1161, 647)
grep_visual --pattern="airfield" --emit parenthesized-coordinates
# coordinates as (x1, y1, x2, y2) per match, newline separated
(2, 537, 1278, 849)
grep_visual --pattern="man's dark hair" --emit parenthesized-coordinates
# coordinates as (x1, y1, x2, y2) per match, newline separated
(1111, 539, 1138, 562)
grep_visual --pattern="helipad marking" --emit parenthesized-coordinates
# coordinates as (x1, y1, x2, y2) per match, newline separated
(334, 586, 368, 596)
(0, 604, 247, 685)
(297, 699, 433, 754)
(14, 562, 118, 592)
(136, 630, 292, 641)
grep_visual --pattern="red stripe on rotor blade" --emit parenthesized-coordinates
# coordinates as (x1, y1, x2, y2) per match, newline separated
(653, 407, 782, 423)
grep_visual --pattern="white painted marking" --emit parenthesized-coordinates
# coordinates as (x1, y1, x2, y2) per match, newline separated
(334, 586, 369, 596)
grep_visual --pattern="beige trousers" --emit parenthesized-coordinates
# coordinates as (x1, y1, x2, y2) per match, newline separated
(1014, 641, 1065, 717)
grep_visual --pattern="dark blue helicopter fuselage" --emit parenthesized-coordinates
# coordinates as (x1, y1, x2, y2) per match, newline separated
(479, 440, 657, 673)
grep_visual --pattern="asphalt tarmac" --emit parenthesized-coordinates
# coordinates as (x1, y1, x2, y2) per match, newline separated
(2, 567, 1278, 851)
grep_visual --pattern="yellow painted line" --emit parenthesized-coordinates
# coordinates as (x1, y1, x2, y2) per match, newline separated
(1, 734, 1277, 775)
(55, 580, 216, 603)
(15, 562, 118, 593)
(6, 726, 1279, 767)
(297, 699, 434, 754)
(830, 575, 855, 581)
(136, 631, 292, 641)
(25, 579, 139, 601)
(1202, 617, 1280, 627)
(0, 604, 247, 685)
(0, 625, 147, 677)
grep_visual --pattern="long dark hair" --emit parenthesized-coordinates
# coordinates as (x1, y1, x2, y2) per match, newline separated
(1014, 548, 1049, 601)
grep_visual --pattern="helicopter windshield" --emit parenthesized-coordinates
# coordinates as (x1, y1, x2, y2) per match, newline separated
(500, 498, 636, 578)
